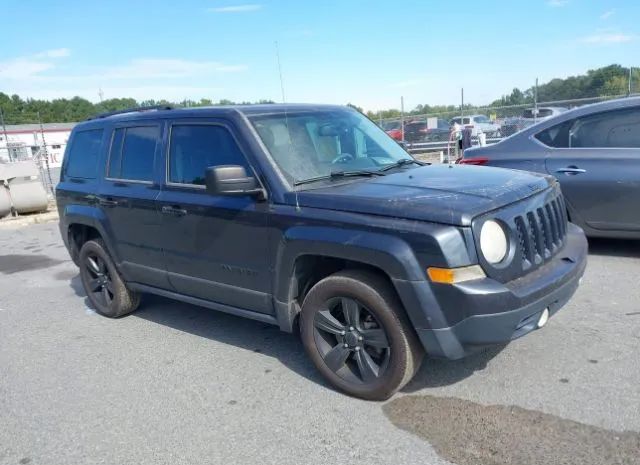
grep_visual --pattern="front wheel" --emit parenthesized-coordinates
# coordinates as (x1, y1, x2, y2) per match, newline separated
(300, 270, 424, 400)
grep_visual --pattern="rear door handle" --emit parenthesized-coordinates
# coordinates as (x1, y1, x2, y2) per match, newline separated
(161, 205, 188, 216)
(555, 167, 586, 175)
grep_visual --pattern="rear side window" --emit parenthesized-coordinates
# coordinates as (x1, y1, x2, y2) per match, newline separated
(536, 108, 640, 149)
(65, 129, 104, 179)
(108, 126, 159, 181)
(168, 124, 250, 186)
(569, 108, 640, 148)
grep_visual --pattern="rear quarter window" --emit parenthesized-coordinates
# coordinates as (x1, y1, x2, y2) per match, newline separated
(65, 129, 104, 179)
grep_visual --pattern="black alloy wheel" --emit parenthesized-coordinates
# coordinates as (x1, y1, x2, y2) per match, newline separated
(313, 296, 391, 384)
(84, 252, 115, 308)
(300, 269, 424, 400)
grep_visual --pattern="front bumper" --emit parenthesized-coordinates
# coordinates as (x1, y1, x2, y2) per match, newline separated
(398, 223, 587, 360)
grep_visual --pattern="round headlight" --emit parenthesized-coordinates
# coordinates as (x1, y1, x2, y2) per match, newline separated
(480, 220, 508, 264)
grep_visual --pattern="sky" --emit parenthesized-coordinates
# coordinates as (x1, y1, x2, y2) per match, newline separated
(1, 0, 639, 112)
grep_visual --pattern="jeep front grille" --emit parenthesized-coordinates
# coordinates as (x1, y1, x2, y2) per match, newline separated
(514, 194, 568, 270)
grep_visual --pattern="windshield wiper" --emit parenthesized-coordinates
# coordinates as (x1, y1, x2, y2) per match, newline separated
(293, 170, 385, 187)
(379, 158, 428, 172)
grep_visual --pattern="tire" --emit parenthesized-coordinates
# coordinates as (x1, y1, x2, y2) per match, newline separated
(300, 269, 424, 400)
(78, 239, 140, 318)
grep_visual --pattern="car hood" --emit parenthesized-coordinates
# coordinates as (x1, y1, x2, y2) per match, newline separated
(290, 165, 553, 226)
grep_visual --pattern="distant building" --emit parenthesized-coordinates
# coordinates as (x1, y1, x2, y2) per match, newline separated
(0, 122, 76, 168)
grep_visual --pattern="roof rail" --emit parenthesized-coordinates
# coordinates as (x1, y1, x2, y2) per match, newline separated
(85, 105, 175, 121)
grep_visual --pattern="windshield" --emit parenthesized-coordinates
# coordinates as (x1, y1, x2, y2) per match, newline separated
(249, 109, 413, 185)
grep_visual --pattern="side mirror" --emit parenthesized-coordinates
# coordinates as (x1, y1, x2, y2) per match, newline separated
(205, 165, 265, 199)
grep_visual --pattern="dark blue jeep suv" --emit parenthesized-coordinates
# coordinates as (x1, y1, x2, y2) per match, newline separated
(56, 104, 587, 400)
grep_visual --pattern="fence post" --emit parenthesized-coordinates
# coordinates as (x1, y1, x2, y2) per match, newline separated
(534, 78, 539, 123)
(37, 112, 55, 196)
(400, 96, 405, 141)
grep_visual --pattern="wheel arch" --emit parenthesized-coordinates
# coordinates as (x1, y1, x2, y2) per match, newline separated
(62, 205, 119, 265)
(272, 226, 425, 332)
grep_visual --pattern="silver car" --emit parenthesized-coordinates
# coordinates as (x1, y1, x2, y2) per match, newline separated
(501, 107, 567, 137)
(460, 97, 640, 239)
(451, 114, 502, 137)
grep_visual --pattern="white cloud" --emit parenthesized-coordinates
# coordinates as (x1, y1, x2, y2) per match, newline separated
(208, 4, 262, 13)
(0, 49, 70, 80)
(580, 32, 636, 44)
(547, 0, 569, 7)
(600, 9, 615, 20)
(0, 52, 247, 103)
(98, 58, 247, 80)
(35, 48, 71, 59)
(388, 78, 425, 89)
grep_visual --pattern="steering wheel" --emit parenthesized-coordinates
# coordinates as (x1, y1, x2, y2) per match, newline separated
(331, 153, 354, 164)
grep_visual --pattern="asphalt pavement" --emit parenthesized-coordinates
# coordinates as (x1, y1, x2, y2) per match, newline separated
(1, 222, 639, 465)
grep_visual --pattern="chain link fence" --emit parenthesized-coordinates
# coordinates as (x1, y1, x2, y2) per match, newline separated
(0, 110, 70, 197)
(377, 92, 640, 161)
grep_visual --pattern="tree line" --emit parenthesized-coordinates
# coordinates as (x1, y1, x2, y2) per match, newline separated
(368, 64, 639, 120)
(0, 64, 637, 125)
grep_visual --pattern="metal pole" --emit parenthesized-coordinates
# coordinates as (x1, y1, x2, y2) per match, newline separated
(461, 88, 464, 119)
(0, 108, 10, 162)
(629, 67, 633, 96)
(400, 96, 405, 142)
(534, 78, 539, 123)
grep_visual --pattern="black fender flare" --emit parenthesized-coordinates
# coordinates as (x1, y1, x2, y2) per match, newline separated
(62, 204, 121, 265)
(272, 225, 429, 331)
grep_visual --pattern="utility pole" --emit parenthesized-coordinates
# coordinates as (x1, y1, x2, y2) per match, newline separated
(460, 88, 464, 119)
(0, 108, 10, 162)
(629, 67, 633, 96)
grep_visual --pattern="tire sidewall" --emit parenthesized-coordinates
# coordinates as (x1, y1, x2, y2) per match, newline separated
(300, 273, 411, 400)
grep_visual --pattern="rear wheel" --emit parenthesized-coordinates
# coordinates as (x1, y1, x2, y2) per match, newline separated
(300, 270, 424, 400)
(79, 239, 140, 318)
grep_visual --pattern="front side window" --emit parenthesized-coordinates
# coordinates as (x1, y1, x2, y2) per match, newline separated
(169, 124, 250, 186)
(249, 109, 412, 184)
(65, 129, 104, 179)
(108, 126, 159, 181)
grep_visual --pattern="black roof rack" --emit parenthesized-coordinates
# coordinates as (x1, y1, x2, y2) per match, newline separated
(85, 105, 175, 121)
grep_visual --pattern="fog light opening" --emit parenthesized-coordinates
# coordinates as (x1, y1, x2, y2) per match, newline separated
(537, 308, 550, 328)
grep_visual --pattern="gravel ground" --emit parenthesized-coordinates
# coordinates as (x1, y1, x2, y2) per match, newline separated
(0, 222, 639, 465)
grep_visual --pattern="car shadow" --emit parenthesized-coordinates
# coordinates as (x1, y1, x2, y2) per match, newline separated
(588, 238, 640, 258)
(68, 276, 506, 394)
(129, 294, 328, 388)
(402, 344, 506, 393)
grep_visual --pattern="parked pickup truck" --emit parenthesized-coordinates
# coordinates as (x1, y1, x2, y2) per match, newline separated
(56, 104, 587, 400)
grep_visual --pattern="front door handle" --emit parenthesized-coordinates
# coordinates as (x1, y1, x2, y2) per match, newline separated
(555, 167, 586, 175)
(97, 197, 119, 207)
(161, 205, 188, 216)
